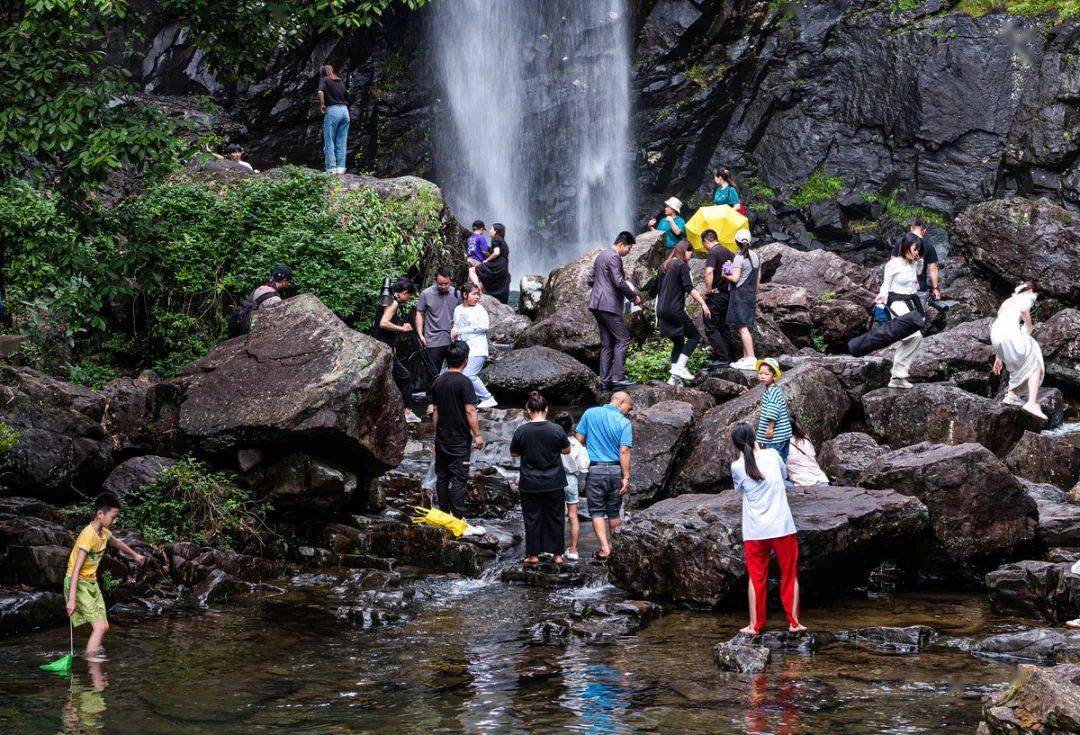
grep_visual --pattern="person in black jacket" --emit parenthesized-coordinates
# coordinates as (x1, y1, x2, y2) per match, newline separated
(374, 277, 421, 424)
(657, 240, 710, 383)
(475, 222, 512, 303)
(510, 391, 571, 564)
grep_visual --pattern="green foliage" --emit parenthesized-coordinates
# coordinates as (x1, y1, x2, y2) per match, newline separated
(810, 330, 828, 353)
(0, 422, 20, 454)
(819, 290, 836, 302)
(65, 360, 119, 390)
(862, 190, 949, 228)
(954, 0, 1080, 18)
(626, 337, 708, 384)
(99, 570, 118, 594)
(744, 177, 775, 213)
(684, 61, 727, 89)
(789, 168, 845, 208)
(0, 0, 189, 199)
(121, 458, 269, 550)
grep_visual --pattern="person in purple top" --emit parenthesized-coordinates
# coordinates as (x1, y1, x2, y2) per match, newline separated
(466, 220, 490, 266)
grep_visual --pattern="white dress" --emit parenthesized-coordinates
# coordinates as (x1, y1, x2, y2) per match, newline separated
(990, 292, 1043, 391)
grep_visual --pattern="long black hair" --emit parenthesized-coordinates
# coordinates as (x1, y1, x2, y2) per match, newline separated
(789, 409, 808, 441)
(525, 390, 548, 416)
(491, 222, 506, 239)
(731, 423, 763, 481)
(896, 232, 922, 260)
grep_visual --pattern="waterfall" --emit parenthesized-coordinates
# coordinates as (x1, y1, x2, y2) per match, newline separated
(426, 0, 634, 280)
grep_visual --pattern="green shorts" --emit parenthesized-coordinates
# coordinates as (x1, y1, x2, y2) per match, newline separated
(63, 576, 107, 628)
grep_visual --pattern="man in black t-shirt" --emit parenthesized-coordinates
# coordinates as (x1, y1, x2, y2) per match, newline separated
(890, 217, 941, 299)
(701, 229, 738, 367)
(431, 341, 485, 516)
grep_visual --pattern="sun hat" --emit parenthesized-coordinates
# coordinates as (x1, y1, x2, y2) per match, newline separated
(754, 357, 782, 378)
(735, 229, 752, 244)
(664, 197, 682, 214)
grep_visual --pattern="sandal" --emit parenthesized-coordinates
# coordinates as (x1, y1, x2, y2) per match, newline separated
(591, 550, 610, 561)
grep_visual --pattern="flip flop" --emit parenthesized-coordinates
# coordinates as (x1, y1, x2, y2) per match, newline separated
(591, 550, 610, 561)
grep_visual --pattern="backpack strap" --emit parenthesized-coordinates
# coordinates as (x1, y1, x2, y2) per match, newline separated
(255, 290, 278, 306)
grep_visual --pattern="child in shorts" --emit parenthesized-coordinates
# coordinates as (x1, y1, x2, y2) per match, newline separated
(554, 412, 590, 562)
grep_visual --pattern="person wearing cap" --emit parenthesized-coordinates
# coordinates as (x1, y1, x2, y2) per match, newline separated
(648, 198, 686, 251)
(249, 265, 294, 308)
(755, 358, 792, 461)
(723, 229, 760, 371)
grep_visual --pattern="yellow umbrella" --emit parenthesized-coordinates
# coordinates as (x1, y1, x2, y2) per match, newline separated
(684, 205, 749, 255)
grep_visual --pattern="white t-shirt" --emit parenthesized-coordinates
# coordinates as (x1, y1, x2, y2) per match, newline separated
(452, 304, 489, 358)
(731, 448, 796, 541)
(878, 257, 920, 299)
(561, 436, 590, 474)
(786, 437, 829, 487)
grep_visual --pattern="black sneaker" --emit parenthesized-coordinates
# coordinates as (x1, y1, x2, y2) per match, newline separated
(612, 380, 640, 390)
(704, 360, 731, 370)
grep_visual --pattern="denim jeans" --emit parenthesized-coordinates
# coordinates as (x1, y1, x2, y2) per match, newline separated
(323, 104, 350, 172)
(463, 355, 493, 402)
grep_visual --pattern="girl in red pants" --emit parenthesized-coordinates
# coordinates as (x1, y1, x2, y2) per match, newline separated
(730, 423, 806, 634)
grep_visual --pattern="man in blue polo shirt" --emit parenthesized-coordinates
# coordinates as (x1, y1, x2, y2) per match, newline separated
(575, 391, 634, 560)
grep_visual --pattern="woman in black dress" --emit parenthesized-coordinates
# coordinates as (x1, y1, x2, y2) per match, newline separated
(509, 391, 571, 564)
(657, 240, 710, 383)
(476, 222, 511, 304)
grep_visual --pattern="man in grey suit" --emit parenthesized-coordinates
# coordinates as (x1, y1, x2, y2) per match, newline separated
(588, 231, 642, 390)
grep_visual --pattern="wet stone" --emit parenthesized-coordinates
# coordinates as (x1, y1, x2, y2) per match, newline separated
(500, 564, 589, 588)
(713, 642, 771, 673)
(835, 625, 938, 654)
(973, 628, 1080, 665)
(729, 630, 833, 652)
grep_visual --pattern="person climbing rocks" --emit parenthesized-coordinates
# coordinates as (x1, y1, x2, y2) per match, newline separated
(249, 265, 293, 307)
(317, 65, 350, 174)
(554, 411, 590, 562)
(723, 229, 761, 371)
(587, 231, 641, 391)
(730, 423, 806, 635)
(891, 217, 941, 302)
(224, 143, 254, 172)
(466, 219, 490, 283)
(416, 268, 462, 375)
(510, 392, 571, 565)
(431, 341, 485, 517)
(451, 283, 498, 409)
(755, 358, 792, 461)
(475, 222, 511, 304)
(877, 233, 925, 390)
(786, 410, 829, 487)
(991, 282, 1047, 421)
(648, 197, 686, 251)
(713, 169, 742, 212)
(576, 392, 634, 561)
(702, 228, 738, 368)
(657, 240, 710, 384)
(375, 276, 423, 424)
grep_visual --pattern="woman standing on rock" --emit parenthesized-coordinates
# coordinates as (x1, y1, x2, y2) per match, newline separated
(713, 169, 741, 211)
(724, 229, 760, 371)
(876, 233, 925, 390)
(476, 222, 511, 304)
(991, 282, 1047, 420)
(509, 392, 571, 565)
(316, 65, 349, 174)
(657, 240, 710, 383)
(730, 423, 806, 634)
(451, 283, 498, 410)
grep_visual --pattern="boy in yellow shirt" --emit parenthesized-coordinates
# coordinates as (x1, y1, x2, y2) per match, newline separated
(65, 492, 145, 658)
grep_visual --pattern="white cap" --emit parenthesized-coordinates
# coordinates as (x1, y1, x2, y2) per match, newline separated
(735, 229, 752, 244)
(664, 197, 682, 214)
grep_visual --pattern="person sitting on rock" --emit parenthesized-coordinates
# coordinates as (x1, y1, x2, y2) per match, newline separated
(250, 265, 294, 308)
(755, 358, 792, 461)
(786, 410, 829, 487)
(554, 411, 590, 562)
(510, 391, 571, 565)
(224, 143, 254, 172)
(877, 233, 924, 390)
(723, 229, 761, 371)
(466, 220, 489, 271)
(475, 223, 511, 304)
(991, 281, 1047, 421)
(576, 391, 634, 561)
(713, 168, 741, 209)
(702, 228, 737, 368)
(431, 340, 485, 517)
(648, 197, 686, 251)
(375, 276, 422, 424)
(657, 240, 710, 384)
(451, 283, 498, 409)
(891, 217, 941, 302)
(730, 423, 806, 635)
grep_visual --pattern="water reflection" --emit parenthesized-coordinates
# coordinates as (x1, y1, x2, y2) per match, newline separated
(745, 659, 805, 735)
(59, 661, 107, 735)
(560, 661, 632, 734)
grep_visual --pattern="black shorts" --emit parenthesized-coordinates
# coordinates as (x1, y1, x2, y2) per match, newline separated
(585, 464, 623, 519)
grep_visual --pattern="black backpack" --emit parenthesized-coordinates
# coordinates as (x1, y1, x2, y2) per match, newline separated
(227, 290, 278, 337)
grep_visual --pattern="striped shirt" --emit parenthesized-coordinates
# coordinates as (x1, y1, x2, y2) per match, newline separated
(757, 385, 793, 444)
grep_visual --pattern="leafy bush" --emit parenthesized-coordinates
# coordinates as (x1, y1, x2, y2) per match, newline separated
(789, 168, 845, 208)
(744, 177, 775, 213)
(121, 459, 270, 550)
(65, 361, 119, 390)
(955, 0, 1080, 18)
(626, 337, 709, 384)
(863, 190, 949, 228)
(0, 422, 20, 454)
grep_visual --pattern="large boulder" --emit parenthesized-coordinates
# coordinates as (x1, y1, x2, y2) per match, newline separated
(952, 197, 1080, 306)
(1023, 480, 1080, 548)
(974, 629, 1080, 666)
(480, 346, 600, 404)
(254, 453, 359, 520)
(480, 295, 531, 345)
(986, 559, 1080, 623)
(161, 294, 405, 483)
(757, 242, 879, 303)
(0, 588, 66, 638)
(101, 455, 177, 500)
(781, 353, 891, 403)
(980, 664, 1080, 735)
(607, 485, 928, 607)
(0, 366, 115, 501)
(627, 400, 695, 509)
(818, 432, 887, 486)
(861, 382, 1043, 457)
(517, 275, 545, 319)
(1034, 308, 1080, 393)
(0, 497, 71, 587)
(1007, 431, 1080, 490)
(862, 442, 1037, 563)
(99, 374, 160, 457)
(674, 363, 850, 492)
(893, 318, 998, 390)
(624, 382, 715, 418)
(516, 231, 664, 363)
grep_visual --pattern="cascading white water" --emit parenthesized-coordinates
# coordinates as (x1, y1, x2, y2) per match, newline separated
(427, 0, 634, 280)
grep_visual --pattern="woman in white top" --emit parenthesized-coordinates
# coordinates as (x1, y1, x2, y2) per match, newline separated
(451, 283, 498, 409)
(991, 282, 1046, 420)
(876, 233, 924, 389)
(730, 423, 806, 634)
(554, 412, 591, 561)
(786, 412, 829, 486)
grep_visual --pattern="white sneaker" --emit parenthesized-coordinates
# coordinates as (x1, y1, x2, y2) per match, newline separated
(462, 523, 487, 537)
(1002, 393, 1024, 407)
(404, 410, 422, 423)
(565, 550, 579, 561)
(1023, 403, 1048, 421)
(477, 398, 499, 409)
(666, 374, 680, 386)
(888, 378, 914, 389)
(731, 357, 758, 370)
(670, 364, 695, 381)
